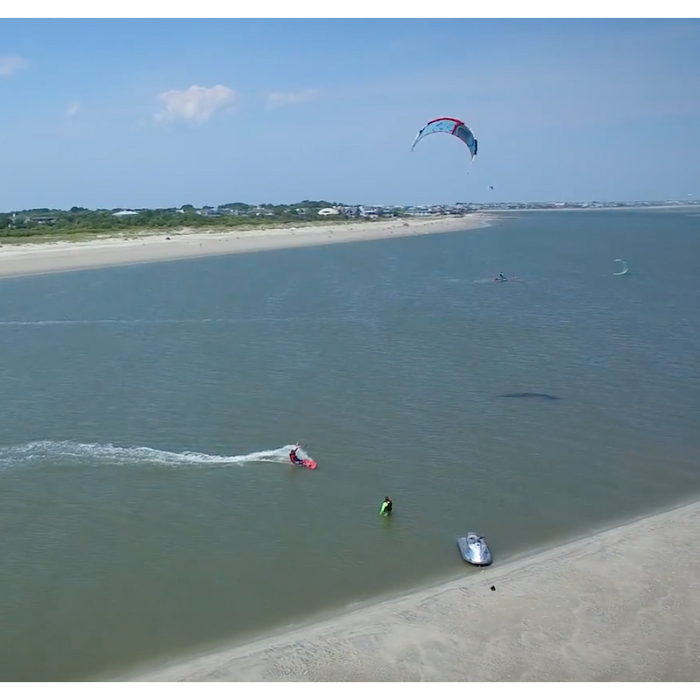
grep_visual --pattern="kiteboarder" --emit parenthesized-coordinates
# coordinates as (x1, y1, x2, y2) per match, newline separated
(289, 447, 302, 465)
(499, 272, 506, 281)
(380, 497, 393, 517)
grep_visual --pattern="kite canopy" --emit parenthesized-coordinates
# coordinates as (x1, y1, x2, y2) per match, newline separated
(411, 117, 478, 161)
(613, 259, 629, 276)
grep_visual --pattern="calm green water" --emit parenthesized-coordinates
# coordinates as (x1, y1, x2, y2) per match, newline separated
(1, 210, 699, 681)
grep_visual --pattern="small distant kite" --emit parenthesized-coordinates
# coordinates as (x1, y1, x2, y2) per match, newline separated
(613, 259, 629, 276)
(411, 117, 478, 162)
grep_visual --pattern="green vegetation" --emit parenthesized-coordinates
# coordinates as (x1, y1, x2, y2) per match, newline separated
(0, 201, 402, 242)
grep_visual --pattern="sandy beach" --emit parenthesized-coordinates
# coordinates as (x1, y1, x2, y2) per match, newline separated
(0, 215, 486, 279)
(126, 500, 700, 682)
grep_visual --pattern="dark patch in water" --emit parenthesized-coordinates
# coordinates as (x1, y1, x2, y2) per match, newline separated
(499, 392, 562, 401)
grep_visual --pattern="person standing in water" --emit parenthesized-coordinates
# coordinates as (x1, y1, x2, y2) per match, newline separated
(380, 497, 393, 516)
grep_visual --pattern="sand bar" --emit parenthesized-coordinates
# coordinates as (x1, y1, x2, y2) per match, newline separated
(127, 500, 700, 681)
(0, 215, 486, 280)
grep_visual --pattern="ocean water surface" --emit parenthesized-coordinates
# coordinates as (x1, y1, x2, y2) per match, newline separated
(0, 209, 699, 680)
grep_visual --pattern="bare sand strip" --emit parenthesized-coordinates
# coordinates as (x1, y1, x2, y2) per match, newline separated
(128, 500, 700, 682)
(0, 216, 486, 280)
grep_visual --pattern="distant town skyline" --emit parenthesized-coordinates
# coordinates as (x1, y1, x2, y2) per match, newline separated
(5, 198, 698, 217)
(1, 19, 699, 211)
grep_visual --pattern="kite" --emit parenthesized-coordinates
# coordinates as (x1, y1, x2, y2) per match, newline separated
(411, 117, 478, 161)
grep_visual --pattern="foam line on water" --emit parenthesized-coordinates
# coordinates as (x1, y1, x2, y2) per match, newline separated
(0, 440, 304, 471)
(0, 318, 342, 327)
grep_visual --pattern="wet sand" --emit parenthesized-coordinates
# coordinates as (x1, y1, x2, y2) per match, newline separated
(0, 216, 486, 279)
(125, 499, 700, 682)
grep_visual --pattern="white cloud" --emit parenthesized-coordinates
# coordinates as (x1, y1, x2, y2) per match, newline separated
(266, 88, 319, 111)
(65, 102, 80, 118)
(0, 55, 29, 77)
(155, 84, 238, 125)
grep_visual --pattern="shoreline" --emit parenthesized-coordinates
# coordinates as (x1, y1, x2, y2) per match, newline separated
(482, 204, 700, 213)
(123, 498, 700, 682)
(0, 215, 489, 280)
(2, 204, 695, 280)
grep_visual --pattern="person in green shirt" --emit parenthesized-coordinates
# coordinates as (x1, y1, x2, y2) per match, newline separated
(380, 497, 393, 517)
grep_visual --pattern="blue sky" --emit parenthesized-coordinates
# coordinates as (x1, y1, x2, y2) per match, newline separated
(1, 19, 699, 210)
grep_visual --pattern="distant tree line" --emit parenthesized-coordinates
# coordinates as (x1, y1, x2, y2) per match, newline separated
(0, 200, 384, 239)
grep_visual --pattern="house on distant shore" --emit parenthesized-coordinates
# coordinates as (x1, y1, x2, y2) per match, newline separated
(31, 216, 58, 225)
(359, 206, 380, 219)
(318, 207, 339, 216)
(112, 210, 139, 217)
